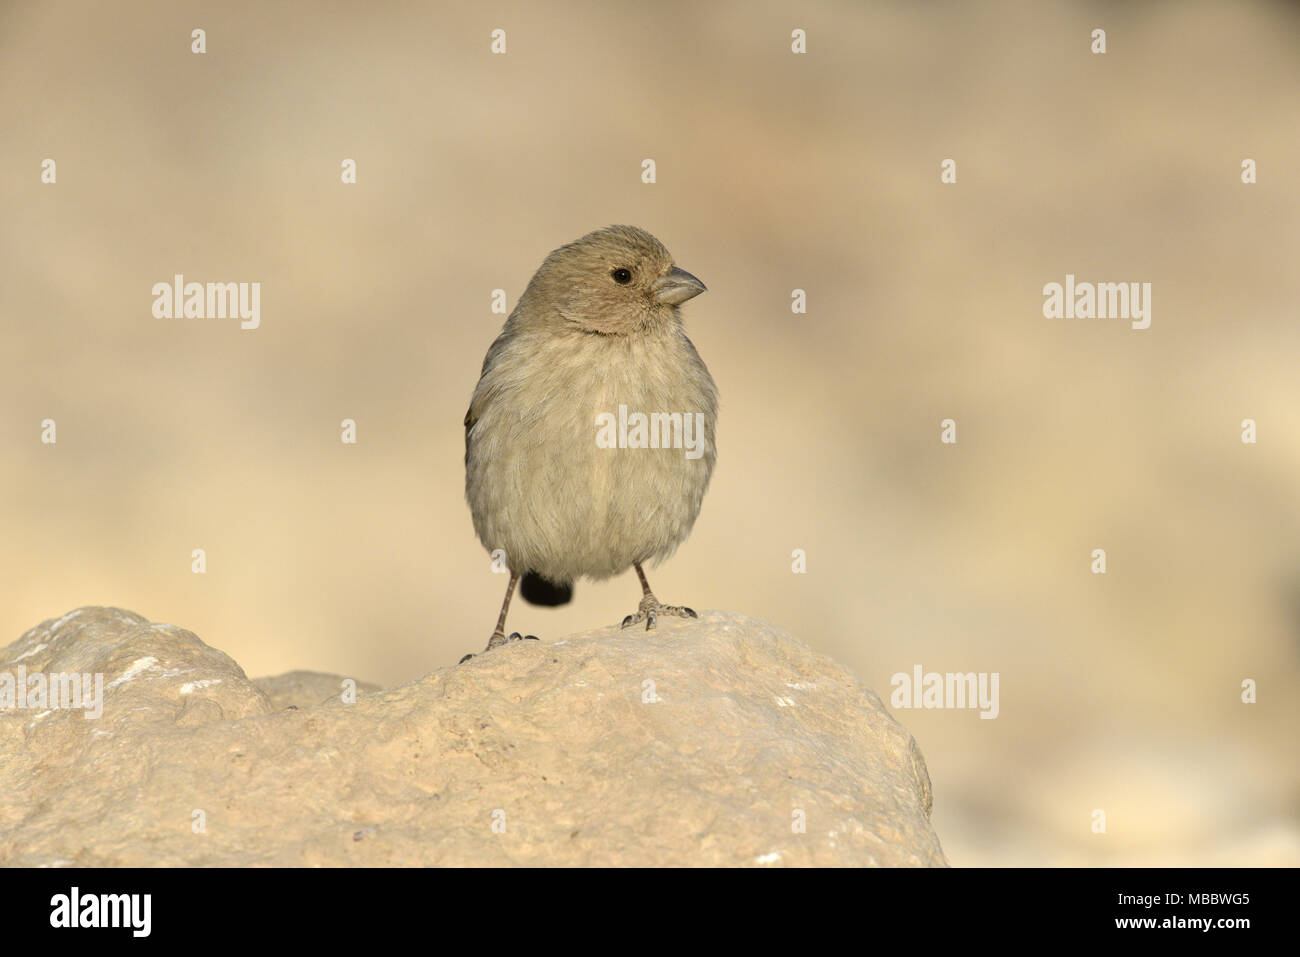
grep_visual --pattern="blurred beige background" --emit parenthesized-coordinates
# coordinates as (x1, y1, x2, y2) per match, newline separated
(3, 0, 1298, 866)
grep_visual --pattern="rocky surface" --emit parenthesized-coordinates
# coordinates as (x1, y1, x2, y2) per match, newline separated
(0, 606, 945, 866)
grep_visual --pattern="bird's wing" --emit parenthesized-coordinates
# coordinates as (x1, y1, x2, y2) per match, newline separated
(465, 329, 513, 438)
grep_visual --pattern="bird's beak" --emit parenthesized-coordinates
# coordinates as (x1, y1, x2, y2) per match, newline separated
(653, 266, 707, 305)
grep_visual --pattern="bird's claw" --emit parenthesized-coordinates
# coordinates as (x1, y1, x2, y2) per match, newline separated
(458, 630, 539, 665)
(619, 597, 697, 631)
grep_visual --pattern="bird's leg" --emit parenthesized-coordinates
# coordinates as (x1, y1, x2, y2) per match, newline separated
(485, 571, 521, 651)
(620, 562, 698, 631)
(459, 571, 539, 664)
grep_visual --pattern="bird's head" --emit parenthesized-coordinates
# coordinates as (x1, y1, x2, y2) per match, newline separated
(519, 225, 706, 336)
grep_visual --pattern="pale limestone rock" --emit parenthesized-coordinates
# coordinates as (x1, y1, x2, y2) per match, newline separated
(253, 670, 381, 711)
(0, 606, 945, 866)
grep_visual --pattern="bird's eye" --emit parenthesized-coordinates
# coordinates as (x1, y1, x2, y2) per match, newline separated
(611, 268, 633, 285)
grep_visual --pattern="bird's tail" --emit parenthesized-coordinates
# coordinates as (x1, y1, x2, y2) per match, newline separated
(520, 571, 573, 606)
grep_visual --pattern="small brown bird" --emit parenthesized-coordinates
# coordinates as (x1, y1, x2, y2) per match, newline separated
(462, 225, 717, 661)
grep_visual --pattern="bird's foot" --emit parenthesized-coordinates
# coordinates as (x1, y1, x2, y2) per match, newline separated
(458, 631, 539, 664)
(620, 595, 698, 631)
